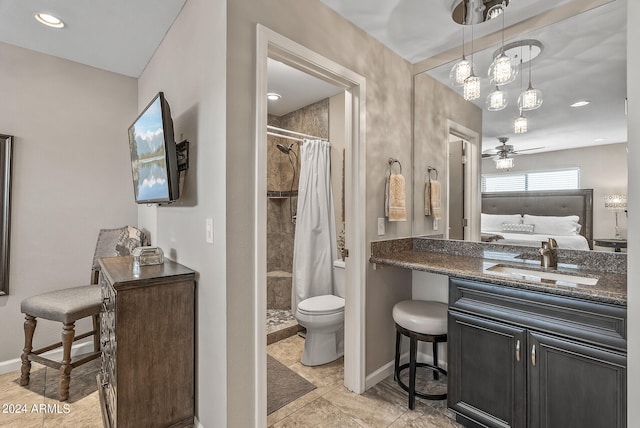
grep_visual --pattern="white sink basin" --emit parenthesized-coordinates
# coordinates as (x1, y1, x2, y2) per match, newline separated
(486, 264, 598, 286)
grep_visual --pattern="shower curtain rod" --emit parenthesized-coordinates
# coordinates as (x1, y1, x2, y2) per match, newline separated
(267, 125, 326, 141)
(267, 131, 304, 142)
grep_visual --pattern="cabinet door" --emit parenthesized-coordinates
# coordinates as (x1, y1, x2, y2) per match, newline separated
(449, 311, 527, 428)
(528, 331, 626, 428)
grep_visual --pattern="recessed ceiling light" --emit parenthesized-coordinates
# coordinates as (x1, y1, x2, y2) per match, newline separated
(35, 13, 65, 29)
(570, 100, 590, 108)
(267, 92, 281, 101)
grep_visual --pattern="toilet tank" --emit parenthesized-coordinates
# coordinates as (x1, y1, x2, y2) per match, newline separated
(333, 259, 346, 298)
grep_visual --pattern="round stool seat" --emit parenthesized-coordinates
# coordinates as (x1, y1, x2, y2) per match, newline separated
(392, 300, 447, 335)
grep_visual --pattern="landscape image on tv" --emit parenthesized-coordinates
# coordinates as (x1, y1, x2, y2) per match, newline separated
(129, 96, 170, 202)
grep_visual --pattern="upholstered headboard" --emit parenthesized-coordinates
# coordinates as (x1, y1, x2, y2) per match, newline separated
(481, 189, 594, 249)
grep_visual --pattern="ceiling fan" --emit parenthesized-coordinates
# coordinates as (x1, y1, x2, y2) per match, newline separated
(482, 137, 544, 159)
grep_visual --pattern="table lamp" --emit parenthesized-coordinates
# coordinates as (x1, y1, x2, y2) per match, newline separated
(604, 194, 627, 239)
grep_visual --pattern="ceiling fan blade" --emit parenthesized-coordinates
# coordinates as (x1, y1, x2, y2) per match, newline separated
(513, 146, 545, 153)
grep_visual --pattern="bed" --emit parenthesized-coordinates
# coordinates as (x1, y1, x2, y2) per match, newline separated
(481, 189, 593, 250)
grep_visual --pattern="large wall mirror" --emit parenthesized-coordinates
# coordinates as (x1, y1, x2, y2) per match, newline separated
(413, 0, 627, 253)
(0, 134, 12, 295)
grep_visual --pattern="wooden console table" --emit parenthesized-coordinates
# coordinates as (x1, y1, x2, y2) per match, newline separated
(97, 256, 196, 428)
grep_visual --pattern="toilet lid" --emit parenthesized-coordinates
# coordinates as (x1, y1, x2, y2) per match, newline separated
(298, 295, 345, 315)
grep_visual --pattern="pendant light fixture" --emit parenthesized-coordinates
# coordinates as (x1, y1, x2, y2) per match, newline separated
(514, 109, 528, 133)
(486, 86, 508, 111)
(449, 25, 474, 87)
(488, 2, 517, 86)
(463, 12, 480, 101)
(518, 43, 543, 110)
(495, 155, 514, 170)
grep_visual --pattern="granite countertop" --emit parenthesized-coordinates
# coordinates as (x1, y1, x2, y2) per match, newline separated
(370, 237, 627, 306)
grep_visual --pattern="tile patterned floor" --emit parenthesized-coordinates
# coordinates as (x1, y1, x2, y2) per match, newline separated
(1, 334, 462, 427)
(267, 335, 463, 428)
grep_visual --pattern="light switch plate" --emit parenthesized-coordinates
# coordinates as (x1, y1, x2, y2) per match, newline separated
(377, 217, 385, 236)
(206, 218, 214, 244)
(433, 218, 439, 230)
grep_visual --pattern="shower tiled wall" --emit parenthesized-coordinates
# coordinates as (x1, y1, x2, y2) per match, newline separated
(267, 99, 329, 309)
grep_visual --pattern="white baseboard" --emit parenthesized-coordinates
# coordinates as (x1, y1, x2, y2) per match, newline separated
(194, 416, 204, 428)
(0, 340, 95, 375)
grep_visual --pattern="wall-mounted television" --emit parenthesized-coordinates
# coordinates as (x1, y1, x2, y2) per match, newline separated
(128, 92, 180, 204)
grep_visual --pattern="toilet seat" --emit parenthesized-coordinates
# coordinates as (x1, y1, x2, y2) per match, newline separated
(297, 295, 344, 316)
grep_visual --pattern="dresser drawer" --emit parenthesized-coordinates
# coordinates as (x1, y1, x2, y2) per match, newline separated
(449, 277, 627, 352)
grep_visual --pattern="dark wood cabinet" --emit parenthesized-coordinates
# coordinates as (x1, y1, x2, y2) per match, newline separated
(448, 278, 627, 428)
(97, 257, 196, 428)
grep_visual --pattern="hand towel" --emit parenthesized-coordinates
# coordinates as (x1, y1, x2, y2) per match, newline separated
(429, 179, 441, 220)
(387, 173, 407, 222)
(424, 178, 431, 216)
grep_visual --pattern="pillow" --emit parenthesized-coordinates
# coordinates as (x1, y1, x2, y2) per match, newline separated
(502, 222, 535, 233)
(481, 213, 523, 232)
(523, 214, 581, 236)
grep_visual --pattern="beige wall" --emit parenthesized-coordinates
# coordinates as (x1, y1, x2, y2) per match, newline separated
(413, 71, 483, 236)
(626, 0, 639, 422)
(135, 0, 228, 426)
(227, 0, 413, 425)
(0, 42, 138, 364)
(481, 142, 628, 242)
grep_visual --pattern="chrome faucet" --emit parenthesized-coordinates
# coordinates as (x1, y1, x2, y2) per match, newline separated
(539, 238, 558, 268)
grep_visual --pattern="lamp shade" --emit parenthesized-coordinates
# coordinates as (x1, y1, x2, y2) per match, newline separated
(604, 194, 627, 210)
(495, 157, 514, 170)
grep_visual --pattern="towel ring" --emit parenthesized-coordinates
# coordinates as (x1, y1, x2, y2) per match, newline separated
(427, 166, 438, 180)
(388, 158, 402, 174)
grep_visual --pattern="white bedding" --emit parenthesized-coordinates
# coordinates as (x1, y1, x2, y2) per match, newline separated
(485, 232, 591, 251)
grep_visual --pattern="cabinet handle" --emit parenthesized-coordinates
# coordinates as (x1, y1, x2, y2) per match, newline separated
(531, 344, 536, 366)
(515, 340, 520, 362)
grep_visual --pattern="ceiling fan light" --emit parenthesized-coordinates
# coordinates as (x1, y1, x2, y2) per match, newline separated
(450, 58, 473, 87)
(495, 157, 514, 170)
(518, 85, 543, 110)
(486, 86, 508, 111)
(463, 74, 481, 101)
(514, 114, 528, 133)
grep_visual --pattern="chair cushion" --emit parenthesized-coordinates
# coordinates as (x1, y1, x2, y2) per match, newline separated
(392, 300, 448, 335)
(21, 285, 102, 324)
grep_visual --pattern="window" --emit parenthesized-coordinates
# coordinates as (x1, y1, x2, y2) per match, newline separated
(482, 168, 580, 193)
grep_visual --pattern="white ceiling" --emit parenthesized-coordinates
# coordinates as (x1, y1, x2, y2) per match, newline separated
(0, 0, 186, 77)
(0, 0, 627, 155)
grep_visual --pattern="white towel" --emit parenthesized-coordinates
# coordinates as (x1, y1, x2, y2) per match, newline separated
(386, 173, 406, 222)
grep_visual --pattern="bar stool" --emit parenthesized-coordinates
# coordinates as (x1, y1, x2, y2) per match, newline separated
(393, 300, 448, 410)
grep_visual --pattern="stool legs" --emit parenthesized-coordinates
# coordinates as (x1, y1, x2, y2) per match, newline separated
(59, 323, 75, 401)
(394, 330, 401, 381)
(409, 335, 417, 410)
(20, 315, 37, 386)
(433, 341, 439, 381)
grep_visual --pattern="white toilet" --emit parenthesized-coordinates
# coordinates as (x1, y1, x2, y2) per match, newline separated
(295, 259, 346, 366)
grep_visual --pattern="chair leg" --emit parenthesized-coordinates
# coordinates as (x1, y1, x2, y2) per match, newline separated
(59, 323, 75, 401)
(20, 315, 37, 386)
(432, 341, 439, 381)
(409, 334, 417, 410)
(394, 329, 401, 381)
(92, 313, 100, 353)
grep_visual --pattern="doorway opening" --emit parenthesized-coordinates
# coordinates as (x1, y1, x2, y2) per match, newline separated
(255, 25, 367, 427)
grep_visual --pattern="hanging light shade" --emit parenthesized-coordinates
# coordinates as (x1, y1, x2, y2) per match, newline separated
(514, 111, 528, 133)
(464, 73, 481, 101)
(495, 156, 514, 170)
(518, 44, 543, 110)
(488, 6, 516, 86)
(450, 57, 474, 87)
(518, 83, 543, 111)
(486, 86, 508, 111)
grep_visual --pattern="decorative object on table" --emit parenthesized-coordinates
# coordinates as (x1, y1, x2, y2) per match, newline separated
(132, 246, 164, 266)
(385, 158, 406, 222)
(604, 194, 627, 239)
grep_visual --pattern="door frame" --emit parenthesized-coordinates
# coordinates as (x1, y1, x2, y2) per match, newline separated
(255, 24, 367, 426)
(447, 120, 481, 241)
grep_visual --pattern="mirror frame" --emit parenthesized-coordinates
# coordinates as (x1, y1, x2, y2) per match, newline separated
(0, 134, 12, 296)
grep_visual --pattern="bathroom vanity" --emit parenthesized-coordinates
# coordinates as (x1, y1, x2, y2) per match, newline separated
(370, 237, 627, 428)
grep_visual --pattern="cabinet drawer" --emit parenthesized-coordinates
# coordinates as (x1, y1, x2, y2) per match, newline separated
(449, 278, 627, 352)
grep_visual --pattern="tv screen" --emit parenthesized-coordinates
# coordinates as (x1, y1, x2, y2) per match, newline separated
(128, 92, 180, 204)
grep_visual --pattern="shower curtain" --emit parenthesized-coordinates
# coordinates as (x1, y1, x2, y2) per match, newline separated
(292, 139, 338, 313)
